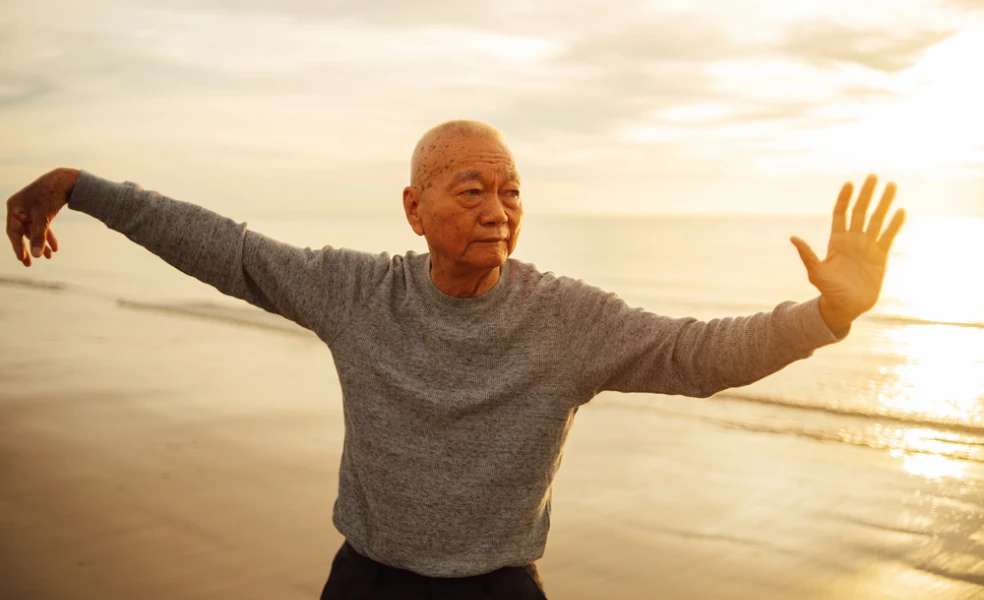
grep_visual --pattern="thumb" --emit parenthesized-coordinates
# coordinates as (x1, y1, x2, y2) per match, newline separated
(28, 210, 50, 258)
(790, 236, 822, 281)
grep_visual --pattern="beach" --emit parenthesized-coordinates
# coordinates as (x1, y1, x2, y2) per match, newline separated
(2, 213, 983, 599)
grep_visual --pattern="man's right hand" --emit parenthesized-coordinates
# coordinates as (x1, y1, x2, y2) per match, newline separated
(6, 168, 79, 266)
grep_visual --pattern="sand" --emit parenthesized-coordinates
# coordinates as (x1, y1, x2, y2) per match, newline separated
(2, 285, 983, 599)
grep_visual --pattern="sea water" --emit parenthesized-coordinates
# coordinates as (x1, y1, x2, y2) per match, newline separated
(2, 210, 983, 480)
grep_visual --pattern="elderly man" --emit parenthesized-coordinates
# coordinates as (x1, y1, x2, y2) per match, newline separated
(5, 120, 904, 599)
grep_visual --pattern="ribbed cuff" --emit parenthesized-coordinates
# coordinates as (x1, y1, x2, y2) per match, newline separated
(787, 296, 850, 349)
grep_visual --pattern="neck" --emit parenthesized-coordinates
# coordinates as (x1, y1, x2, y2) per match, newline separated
(429, 262, 501, 298)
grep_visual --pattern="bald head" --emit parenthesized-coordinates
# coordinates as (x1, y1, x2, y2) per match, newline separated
(410, 120, 511, 195)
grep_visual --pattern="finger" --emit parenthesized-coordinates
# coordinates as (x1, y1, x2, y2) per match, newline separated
(866, 181, 896, 240)
(791, 236, 822, 279)
(876, 209, 906, 253)
(46, 228, 59, 253)
(849, 174, 877, 232)
(831, 182, 852, 235)
(28, 209, 50, 259)
(6, 210, 29, 265)
(43, 244, 52, 259)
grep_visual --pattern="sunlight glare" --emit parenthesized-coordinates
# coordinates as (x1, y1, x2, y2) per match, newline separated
(868, 215, 984, 427)
(875, 325, 984, 425)
(892, 450, 968, 479)
(811, 26, 984, 174)
(881, 216, 984, 327)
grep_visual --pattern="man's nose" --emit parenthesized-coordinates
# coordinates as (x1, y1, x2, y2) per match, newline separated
(480, 194, 508, 225)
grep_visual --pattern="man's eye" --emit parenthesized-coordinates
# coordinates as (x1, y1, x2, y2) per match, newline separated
(461, 189, 482, 196)
(502, 190, 521, 204)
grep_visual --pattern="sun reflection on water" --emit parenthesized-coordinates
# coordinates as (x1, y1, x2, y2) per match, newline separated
(855, 427, 980, 478)
(892, 451, 968, 480)
(875, 325, 984, 425)
(881, 215, 984, 328)
(864, 215, 984, 479)
(868, 215, 984, 426)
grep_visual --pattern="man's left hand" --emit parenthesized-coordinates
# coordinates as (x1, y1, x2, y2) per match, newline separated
(790, 174, 906, 333)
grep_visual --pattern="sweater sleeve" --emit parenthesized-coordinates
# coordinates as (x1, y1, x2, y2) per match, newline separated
(559, 279, 847, 399)
(67, 171, 389, 341)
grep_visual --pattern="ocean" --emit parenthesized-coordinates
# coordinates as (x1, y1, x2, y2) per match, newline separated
(5, 211, 983, 470)
(2, 209, 983, 598)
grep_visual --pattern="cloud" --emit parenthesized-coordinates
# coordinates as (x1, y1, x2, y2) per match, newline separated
(483, 15, 761, 139)
(839, 84, 904, 101)
(948, 0, 984, 9)
(0, 73, 55, 108)
(166, 0, 641, 34)
(170, 0, 498, 25)
(783, 20, 955, 72)
(1, 0, 978, 215)
(559, 15, 748, 64)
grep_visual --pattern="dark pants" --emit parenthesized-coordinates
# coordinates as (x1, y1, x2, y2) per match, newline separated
(320, 541, 548, 599)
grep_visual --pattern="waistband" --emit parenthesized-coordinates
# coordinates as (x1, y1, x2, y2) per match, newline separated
(341, 541, 539, 592)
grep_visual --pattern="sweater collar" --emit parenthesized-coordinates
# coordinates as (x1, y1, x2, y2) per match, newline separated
(416, 253, 511, 311)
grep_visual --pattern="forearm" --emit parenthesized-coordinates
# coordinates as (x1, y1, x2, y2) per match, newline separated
(595, 296, 845, 397)
(668, 297, 844, 397)
(68, 170, 254, 301)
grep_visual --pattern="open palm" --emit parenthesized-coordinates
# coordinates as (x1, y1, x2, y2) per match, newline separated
(791, 175, 906, 331)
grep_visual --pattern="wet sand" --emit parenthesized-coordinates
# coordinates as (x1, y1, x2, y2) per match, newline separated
(2, 286, 983, 599)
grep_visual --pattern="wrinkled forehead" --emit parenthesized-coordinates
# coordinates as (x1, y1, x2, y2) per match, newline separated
(449, 167, 522, 187)
(417, 134, 519, 184)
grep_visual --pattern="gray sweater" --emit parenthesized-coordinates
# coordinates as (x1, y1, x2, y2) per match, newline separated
(69, 171, 844, 577)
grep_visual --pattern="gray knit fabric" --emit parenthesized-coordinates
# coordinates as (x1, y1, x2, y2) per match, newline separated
(69, 171, 844, 577)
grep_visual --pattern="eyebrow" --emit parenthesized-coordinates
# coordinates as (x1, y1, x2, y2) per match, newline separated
(452, 170, 522, 185)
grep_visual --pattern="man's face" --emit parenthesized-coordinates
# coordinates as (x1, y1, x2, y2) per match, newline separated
(405, 134, 523, 274)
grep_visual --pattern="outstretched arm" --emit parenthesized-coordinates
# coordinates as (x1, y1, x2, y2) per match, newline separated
(567, 175, 905, 399)
(6, 169, 389, 339)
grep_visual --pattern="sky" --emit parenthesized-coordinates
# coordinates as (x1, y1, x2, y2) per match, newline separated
(2, 0, 982, 217)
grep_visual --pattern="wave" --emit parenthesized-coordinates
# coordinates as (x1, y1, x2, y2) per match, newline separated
(0, 275, 68, 291)
(1, 275, 313, 337)
(866, 313, 984, 330)
(605, 288, 984, 330)
(710, 419, 984, 464)
(0, 273, 779, 336)
(7, 274, 983, 330)
(116, 299, 312, 337)
(600, 398, 984, 464)
(711, 391, 984, 436)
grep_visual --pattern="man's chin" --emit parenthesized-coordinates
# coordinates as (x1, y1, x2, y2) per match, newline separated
(468, 250, 508, 270)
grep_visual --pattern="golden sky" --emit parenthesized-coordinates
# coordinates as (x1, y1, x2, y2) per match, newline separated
(2, 0, 982, 216)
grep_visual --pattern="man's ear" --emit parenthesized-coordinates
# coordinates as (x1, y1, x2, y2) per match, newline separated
(403, 186, 425, 237)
